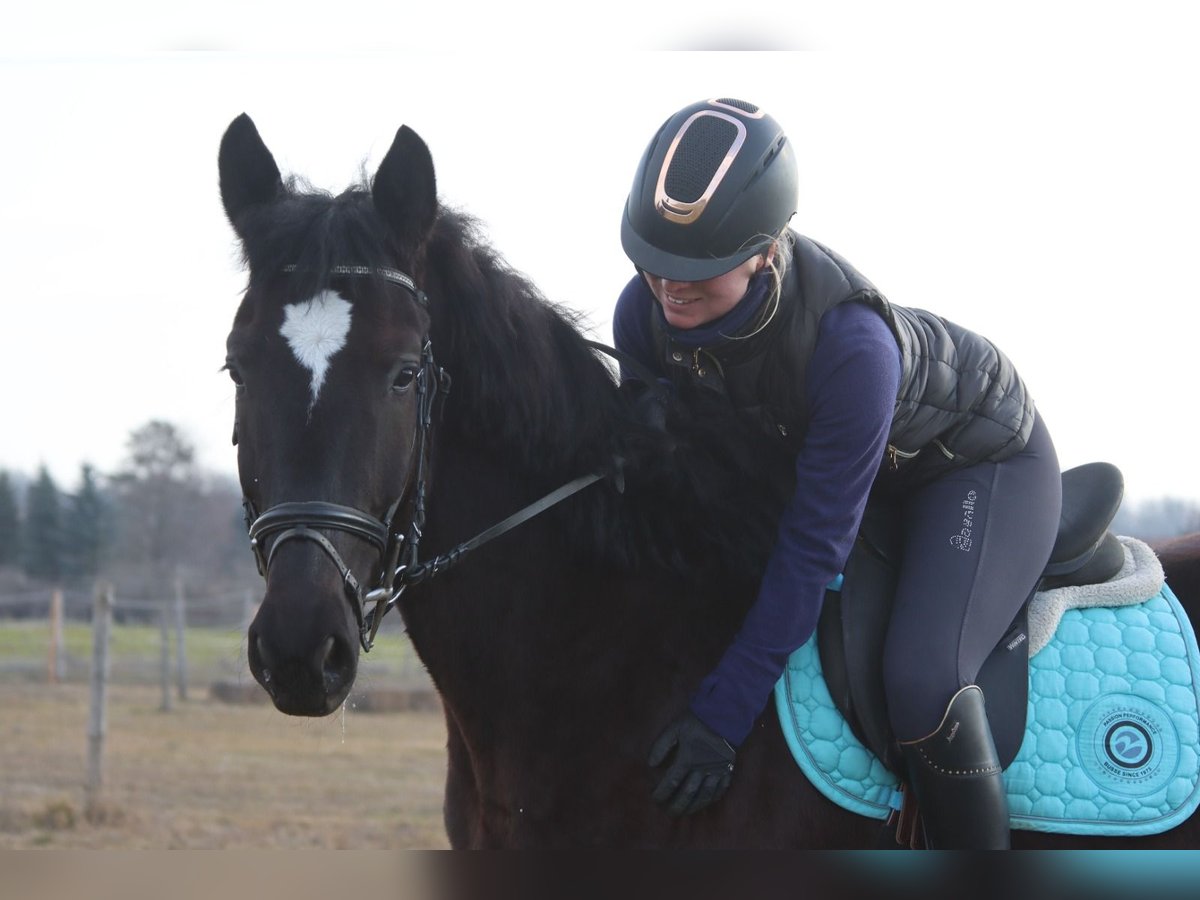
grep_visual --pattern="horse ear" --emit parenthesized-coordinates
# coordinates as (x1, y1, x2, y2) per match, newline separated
(218, 113, 283, 237)
(372, 125, 438, 248)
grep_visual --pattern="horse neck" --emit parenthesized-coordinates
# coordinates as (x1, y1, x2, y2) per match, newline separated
(399, 273, 622, 684)
(421, 218, 625, 475)
(402, 234, 766, 743)
(401, 429, 751, 708)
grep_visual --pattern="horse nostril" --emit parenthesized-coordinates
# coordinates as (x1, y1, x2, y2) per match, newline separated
(250, 634, 275, 692)
(253, 634, 271, 668)
(315, 635, 334, 670)
(318, 634, 354, 695)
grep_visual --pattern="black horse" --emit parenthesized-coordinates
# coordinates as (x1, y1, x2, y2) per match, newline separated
(219, 114, 1200, 848)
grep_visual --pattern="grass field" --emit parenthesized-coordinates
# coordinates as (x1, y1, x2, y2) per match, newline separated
(0, 679, 451, 848)
(0, 617, 425, 686)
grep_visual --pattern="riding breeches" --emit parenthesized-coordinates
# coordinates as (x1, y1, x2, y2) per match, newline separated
(881, 414, 1062, 741)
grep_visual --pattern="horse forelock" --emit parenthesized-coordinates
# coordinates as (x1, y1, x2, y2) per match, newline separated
(236, 179, 401, 302)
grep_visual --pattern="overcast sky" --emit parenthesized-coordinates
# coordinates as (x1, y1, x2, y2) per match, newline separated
(2, 2, 1198, 503)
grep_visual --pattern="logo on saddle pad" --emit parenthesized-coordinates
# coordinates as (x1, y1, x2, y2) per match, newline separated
(1106, 721, 1152, 769)
(949, 490, 978, 552)
(1079, 694, 1178, 796)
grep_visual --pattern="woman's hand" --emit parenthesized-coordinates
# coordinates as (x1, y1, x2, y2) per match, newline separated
(647, 710, 736, 816)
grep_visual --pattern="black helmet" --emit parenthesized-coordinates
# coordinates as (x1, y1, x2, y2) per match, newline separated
(621, 98, 797, 282)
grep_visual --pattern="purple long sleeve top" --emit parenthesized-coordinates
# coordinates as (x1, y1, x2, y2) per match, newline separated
(613, 274, 902, 745)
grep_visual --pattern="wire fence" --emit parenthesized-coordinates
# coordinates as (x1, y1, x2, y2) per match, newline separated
(2, 582, 434, 821)
(0, 584, 430, 693)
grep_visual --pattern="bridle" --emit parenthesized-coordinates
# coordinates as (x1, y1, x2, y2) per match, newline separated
(242, 265, 449, 651)
(243, 340, 447, 652)
(241, 264, 609, 651)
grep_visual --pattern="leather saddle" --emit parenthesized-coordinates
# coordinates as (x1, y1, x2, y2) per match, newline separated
(818, 461, 1127, 772)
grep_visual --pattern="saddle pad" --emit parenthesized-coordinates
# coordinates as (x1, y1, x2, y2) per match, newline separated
(774, 582, 1200, 835)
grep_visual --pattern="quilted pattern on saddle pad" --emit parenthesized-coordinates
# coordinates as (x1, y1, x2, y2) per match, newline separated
(774, 583, 1200, 836)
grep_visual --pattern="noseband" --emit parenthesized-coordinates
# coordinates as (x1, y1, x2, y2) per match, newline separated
(243, 265, 449, 651)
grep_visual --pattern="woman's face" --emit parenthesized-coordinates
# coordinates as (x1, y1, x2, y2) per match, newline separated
(643, 252, 767, 330)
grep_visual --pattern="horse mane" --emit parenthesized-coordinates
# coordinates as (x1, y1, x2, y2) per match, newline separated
(423, 208, 793, 584)
(422, 210, 620, 478)
(237, 177, 791, 583)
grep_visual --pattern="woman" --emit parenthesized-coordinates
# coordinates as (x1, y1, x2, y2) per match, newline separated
(616, 98, 1062, 849)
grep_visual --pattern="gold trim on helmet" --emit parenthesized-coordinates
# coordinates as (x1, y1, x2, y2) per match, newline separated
(653, 110, 748, 226)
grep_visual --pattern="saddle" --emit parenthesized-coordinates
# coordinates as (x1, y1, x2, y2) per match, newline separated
(818, 461, 1127, 773)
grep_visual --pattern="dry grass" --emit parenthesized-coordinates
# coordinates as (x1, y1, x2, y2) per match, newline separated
(0, 681, 451, 848)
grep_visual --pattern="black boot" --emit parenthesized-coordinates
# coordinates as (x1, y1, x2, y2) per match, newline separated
(898, 685, 1010, 849)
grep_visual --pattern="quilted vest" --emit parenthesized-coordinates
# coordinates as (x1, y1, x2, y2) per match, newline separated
(651, 231, 1036, 468)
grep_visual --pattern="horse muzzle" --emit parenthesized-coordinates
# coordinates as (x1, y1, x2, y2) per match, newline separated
(247, 553, 363, 717)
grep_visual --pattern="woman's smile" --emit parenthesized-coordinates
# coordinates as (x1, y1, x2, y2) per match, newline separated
(645, 252, 766, 328)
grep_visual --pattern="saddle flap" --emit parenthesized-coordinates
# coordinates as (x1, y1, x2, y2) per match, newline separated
(817, 500, 1030, 773)
(974, 606, 1031, 768)
(817, 503, 902, 768)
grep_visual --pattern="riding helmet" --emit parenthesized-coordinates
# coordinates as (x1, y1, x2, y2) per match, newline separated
(620, 98, 798, 282)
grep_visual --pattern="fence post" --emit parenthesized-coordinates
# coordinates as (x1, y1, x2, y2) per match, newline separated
(48, 588, 65, 683)
(173, 574, 188, 701)
(159, 590, 173, 712)
(85, 582, 113, 814)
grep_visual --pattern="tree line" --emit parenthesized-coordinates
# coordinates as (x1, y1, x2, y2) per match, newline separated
(3, 421, 1198, 599)
(1112, 497, 1200, 543)
(0, 420, 257, 600)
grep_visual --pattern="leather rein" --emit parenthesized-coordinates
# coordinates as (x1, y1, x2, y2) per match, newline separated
(242, 264, 614, 651)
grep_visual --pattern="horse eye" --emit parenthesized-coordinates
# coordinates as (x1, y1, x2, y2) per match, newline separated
(225, 364, 245, 387)
(392, 366, 418, 392)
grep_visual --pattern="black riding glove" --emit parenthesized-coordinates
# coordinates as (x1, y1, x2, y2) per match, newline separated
(647, 710, 736, 816)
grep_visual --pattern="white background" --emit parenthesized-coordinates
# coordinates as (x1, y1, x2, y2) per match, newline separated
(2, 2, 1197, 502)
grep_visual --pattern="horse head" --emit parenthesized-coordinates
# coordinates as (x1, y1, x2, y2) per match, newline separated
(219, 114, 440, 715)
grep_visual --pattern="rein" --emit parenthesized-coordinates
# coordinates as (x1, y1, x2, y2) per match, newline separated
(243, 265, 619, 651)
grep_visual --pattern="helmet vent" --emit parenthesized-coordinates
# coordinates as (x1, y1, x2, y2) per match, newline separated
(714, 98, 759, 114)
(664, 115, 739, 204)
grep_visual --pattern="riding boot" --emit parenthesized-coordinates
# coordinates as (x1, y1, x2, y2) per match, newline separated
(898, 685, 1010, 849)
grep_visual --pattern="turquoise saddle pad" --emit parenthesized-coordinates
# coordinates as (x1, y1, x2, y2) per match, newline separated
(773, 582, 1200, 836)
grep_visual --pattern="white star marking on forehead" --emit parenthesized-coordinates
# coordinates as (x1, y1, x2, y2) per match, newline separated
(279, 290, 353, 411)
